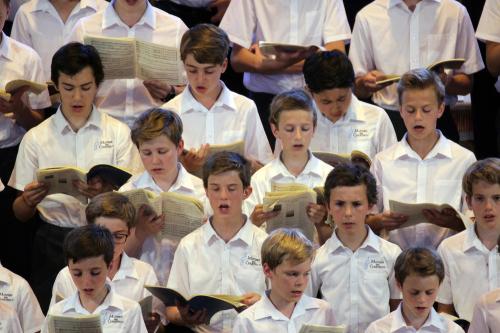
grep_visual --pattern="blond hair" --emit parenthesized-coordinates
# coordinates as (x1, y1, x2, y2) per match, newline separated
(261, 228, 314, 270)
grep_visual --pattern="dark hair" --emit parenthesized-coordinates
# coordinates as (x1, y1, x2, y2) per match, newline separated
(202, 151, 251, 188)
(303, 50, 355, 93)
(180, 23, 229, 65)
(131, 108, 183, 147)
(269, 89, 317, 127)
(51, 42, 104, 86)
(324, 163, 377, 206)
(395, 247, 445, 285)
(63, 224, 114, 266)
(397, 68, 445, 106)
(2, 0, 9, 7)
(86, 192, 136, 229)
(462, 158, 500, 197)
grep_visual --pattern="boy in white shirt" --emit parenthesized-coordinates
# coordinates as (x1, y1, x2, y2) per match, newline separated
(0, 302, 22, 333)
(437, 158, 500, 321)
(50, 192, 161, 326)
(42, 224, 147, 333)
(11, 0, 107, 81)
(166, 151, 267, 333)
(164, 23, 273, 174)
(369, 68, 476, 250)
(366, 247, 464, 333)
(68, 0, 188, 127)
(119, 107, 207, 285)
(308, 163, 401, 333)
(233, 228, 336, 333)
(245, 89, 333, 244)
(8, 42, 141, 312)
(219, 0, 351, 148)
(0, 263, 44, 332)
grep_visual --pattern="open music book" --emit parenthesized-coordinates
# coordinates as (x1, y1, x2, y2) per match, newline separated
(47, 313, 102, 333)
(389, 200, 458, 228)
(186, 140, 245, 178)
(313, 150, 371, 168)
(121, 189, 205, 241)
(298, 324, 347, 333)
(258, 41, 319, 58)
(83, 35, 185, 84)
(375, 58, 466, 85)
(0, 79, 47, 102)
(145, 286, 246, 321)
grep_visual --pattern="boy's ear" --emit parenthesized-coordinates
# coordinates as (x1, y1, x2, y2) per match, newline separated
(221, 58, 228, 74)
(465, 195, 472, 210)
(396, 280, 403, 292)
(243, 186, 252, 199)
(436, 102, 445, 119)
(263, 263, 273, 278)
(271, 123, 280, 139)
(176, 138, 185, 156)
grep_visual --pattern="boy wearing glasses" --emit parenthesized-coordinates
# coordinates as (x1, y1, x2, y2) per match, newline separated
(48, 192, 160, 316)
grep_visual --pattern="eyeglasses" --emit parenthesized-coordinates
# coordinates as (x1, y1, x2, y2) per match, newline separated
(112, 232, 129, 244)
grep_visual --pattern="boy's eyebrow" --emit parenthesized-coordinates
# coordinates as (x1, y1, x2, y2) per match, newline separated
(62, 81, 93, 87)
(186, 64, 217, 69)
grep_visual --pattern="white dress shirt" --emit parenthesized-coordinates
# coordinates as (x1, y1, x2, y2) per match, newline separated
(0, 302, 22, 333)
(476, 0, 500, 87)
(469, 288, 500, 333)
(11, 0, 108, 81)
(42, 286, 148, 333)
(167, 218, 268, 333)
(437, 226, 500, 321)
(349, 0, 484, 110)
(370, 132, 476, 249)
(8, 106, 142, 227)
(68, 1, 188, 126)
(232, 292, 336, 333)
(274, 95, 397, 159)
(164, 82, 273, 164)
(307, 227, 401, 333)
(119, 164, 208, 285)
(365, 304, 465, 333)
(0, 265, 44, 333)
(219, 0, 351, 95)
(0, 32, 51, 148)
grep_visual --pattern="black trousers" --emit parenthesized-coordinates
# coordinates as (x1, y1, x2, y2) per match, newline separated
(248, 91, 276, 150)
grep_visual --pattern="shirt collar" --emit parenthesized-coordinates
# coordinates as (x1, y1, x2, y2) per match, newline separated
(112, 252, 139, 282)
(340, 94, 366, 123)
(0, 33, 12, 61)
(53, 105, 102, 134)
(268, 152, 324, 180)
(388, 0, 441, 9)
(326, 226, 382, 254)
(394, 131, 452, 161)
(462, 225, 497, 253)
(63, 284, 124, 314)
(31, 0, 100, 12)
(391, 304, 445, 332)
(132, 164, 197, 193)
(180, 81, 237, 114)
(254, 291, 321, 321)
(202, 216, 254, 246)
(103, 1, 156, 30)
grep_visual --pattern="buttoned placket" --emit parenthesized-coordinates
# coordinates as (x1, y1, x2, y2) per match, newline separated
(408, 4, 421, 69)
(221, 240, 233, 332)
(348, 249, 360, 333)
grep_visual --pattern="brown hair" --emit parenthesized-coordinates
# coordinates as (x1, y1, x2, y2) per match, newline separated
(397, 68, 445, 106)
(395, 247, 445, 285)
(180, 23, 229, 65)
(462, 158, 500, 197)
(261, 228, 313, 270)
(64, 224, 114, 266)
(202, 151, 251, 188)
(131, 108, 183, 147)
(269, 89, 317, 128)
(86, 192, 136, 229)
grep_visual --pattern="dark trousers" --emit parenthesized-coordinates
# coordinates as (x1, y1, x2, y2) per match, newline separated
(386, 105, 460, 143)
(30, 218, 73, 314)
(153, 1, 213, 27)
(248, 91, 276, 150)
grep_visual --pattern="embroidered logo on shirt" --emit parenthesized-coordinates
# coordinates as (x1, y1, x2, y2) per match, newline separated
(365, 257, 387, 271)
(353, 129, 369, 138)
(0, 291, 14, 302)
(94, 140, 114, 150)
(240, 254, 261, 267)
(102, 312, 124, 325)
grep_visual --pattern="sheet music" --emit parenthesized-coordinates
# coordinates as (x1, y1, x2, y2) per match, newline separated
(136, 40, 184, 84)
(298, 324, 347, 333)
(389, 200, 456, 228)
(158, 193, 204, 241)
(48, 314, 102, 333)
(36, 167, 87, 204)
(121, 189, 162, 216)
(84, 36, 136, 80)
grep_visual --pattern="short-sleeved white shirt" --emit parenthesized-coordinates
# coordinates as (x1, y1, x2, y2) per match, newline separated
(0, 180, 3, 192)
(219, 0, 351, 95)
(349, 0, 484, 110)
(370, 132, 476, 250)
(0, 33, 51, 148)
(167, 218, 268, 333)
(436, 226, 500, 321)
(469, 288, 500, 333)
(68, 1, 188, 127)
(164, 82, 273, 164)
(476, 0, 500, 44)
(232, 292, 336, 333)
(307, 226, 401, 333)
(8, 106, 142, 227)
(274, 95, 397, 159)
(49, 252, 159, 309)
(42, 287, 148, 333)
(11, 0, 108, 81)
(0, 302, 22, 333)
(119, 164, 208, 285)
(365, 304, 464, 333)
(0, 265, 44, 333)
(244, 153, 332, 217)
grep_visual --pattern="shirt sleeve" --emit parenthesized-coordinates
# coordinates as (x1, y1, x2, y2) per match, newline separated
(370, 155, 385, 213)
(8, 130, 38, 191)
(127, 302, 148, 333)
(454, 5, 485, 75)
(18, 279, 45, 333)
(476, 0, 500, 43)
(231, 315, 250, 333)
(49, 268, 75, 310)
(306, 255, 321, 298)
(25, 51, 51, 109)
(11, 8, 33, 48)
(349, 12, 375, 77)
(436, 244, 453, 304)
(468, 295, 490, 333)
(243, 101, 273, 164)
(114, 122, 144, 174)
(166, 241, 191, 297)
(322, 0, 351, 44)
(219, 0, 256, 48)
(376, 112, 397, 154)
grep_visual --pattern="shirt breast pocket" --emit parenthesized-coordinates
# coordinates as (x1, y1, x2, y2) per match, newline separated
(425, 34, 456, 66)
(433, 180, 462, 208)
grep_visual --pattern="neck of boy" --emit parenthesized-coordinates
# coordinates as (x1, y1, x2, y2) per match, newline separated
(113, 0, 147, 28)
(406, 130, 440, 160)
(190, 82, 223, 110)
(153, 164, 179, 192)
(49, 0, 79, 24)
(401, 301, 429, 330)
(79, 285, 109, 314)
(280, 150, 310, 177)
(336, 225, 368, 252)
(474, 223, 499, 251)
(108, 253, 122, 281)
(211, 214, 246, 243)
(61, 106, 92, 132)
(268, 291, 296, 319)
(403, 0, 420, 11)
